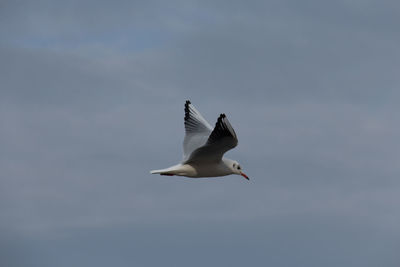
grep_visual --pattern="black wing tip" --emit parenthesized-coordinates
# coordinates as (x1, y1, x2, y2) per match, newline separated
(184, 101, 191, 113)
(207, 112, 237, 145)
(217, 114, 226, 122)
(184, 100, 191, 120)
(215, 114, 226, 129)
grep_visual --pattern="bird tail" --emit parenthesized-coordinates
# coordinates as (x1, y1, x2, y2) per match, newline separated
(150, 164, 185, 176)
(150, 167, 176, 176)
(150, 169, 165, 174)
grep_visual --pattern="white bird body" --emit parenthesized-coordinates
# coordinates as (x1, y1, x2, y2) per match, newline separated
(150, 158, 236, 178)
(150, 101, 249, 180)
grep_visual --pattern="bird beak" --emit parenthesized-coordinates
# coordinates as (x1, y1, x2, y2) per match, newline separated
(240, 172, 249, 180)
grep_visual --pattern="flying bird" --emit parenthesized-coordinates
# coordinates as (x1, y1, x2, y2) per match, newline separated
(150, 100, 249, 180)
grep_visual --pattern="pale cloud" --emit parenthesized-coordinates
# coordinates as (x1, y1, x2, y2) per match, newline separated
(1, 1, 399, 266)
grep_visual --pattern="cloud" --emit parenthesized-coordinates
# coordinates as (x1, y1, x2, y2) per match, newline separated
(1, 1, 400, 266)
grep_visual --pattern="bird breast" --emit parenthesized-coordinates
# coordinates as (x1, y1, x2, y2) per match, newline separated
(184, 162, 232, 178)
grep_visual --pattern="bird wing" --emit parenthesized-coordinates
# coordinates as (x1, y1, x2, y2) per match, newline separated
(182, 101, 213, 162)
(184, 113, 238, 163)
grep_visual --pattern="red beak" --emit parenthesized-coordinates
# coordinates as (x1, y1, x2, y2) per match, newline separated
(240, 172, 249, 180)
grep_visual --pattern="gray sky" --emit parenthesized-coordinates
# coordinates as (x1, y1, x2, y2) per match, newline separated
(1, 0, 400, 266)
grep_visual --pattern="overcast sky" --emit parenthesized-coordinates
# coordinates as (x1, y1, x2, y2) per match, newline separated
(1, 0, 400, 266)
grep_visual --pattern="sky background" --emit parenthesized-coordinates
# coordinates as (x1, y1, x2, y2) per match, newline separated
(1, 0, 400, 266)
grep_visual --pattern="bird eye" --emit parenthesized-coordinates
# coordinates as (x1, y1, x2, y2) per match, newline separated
(233, 163, 236, 168)
(238, 165, 241, 170)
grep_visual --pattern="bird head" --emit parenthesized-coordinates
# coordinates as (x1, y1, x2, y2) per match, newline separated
(230, 160, 249, 180)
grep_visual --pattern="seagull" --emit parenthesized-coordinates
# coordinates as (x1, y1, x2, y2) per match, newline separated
(150, 100, 249, 180)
